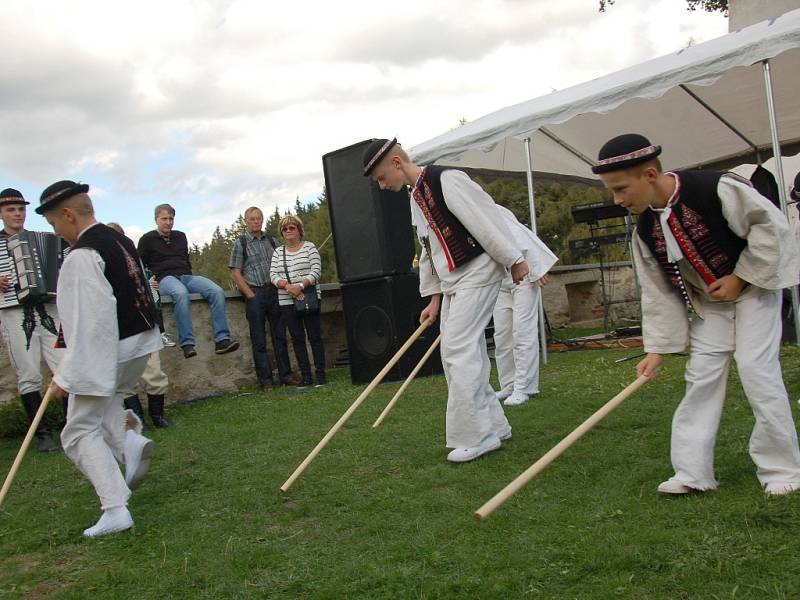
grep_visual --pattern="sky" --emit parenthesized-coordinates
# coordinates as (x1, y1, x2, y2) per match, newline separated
(0, 0, 731, 246)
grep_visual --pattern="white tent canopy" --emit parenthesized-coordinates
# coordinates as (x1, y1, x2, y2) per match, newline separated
(410, 8, 800, 177)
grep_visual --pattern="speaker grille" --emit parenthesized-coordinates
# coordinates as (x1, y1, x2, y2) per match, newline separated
(353, 305, 394, 358)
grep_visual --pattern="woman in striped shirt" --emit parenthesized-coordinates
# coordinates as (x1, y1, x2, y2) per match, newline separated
(270, 215, 326, 388)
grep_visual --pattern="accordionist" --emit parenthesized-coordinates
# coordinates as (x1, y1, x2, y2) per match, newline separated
(0, 187, 64, 452)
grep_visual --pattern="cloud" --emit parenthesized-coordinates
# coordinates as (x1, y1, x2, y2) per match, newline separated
(0, 0, 727, 245)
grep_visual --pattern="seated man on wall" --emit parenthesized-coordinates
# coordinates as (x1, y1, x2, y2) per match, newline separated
(137, 203, 239, 359)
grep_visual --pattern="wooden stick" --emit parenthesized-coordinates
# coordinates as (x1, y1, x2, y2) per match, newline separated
(474, 374, 649, 521)
(281, 319, 432, 492)
(0, 388, 55, 508)
(372, 334, 441, 428)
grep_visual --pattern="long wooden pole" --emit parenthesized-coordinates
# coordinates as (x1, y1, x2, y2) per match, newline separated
(474, 375, 649, 521)
(372, 334, 441, 428)
(0, 388, 55, 508)
(281, 320, 431, 492)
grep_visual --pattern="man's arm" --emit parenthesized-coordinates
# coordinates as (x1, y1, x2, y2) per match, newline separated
(719, 175, 800, 292)
(228, 239, 254, 298)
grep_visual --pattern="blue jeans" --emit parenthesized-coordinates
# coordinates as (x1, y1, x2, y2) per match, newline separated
(281, 305, 325, 384)
(245, 288, 292, 384)
(159, 275, 231, 347)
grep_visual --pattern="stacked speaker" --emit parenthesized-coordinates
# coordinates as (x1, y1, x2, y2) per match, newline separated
(323, 140, 443, 384)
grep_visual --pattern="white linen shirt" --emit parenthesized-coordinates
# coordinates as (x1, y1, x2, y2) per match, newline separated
(414, 170, 523, 296)
(635, 174, 800, 354)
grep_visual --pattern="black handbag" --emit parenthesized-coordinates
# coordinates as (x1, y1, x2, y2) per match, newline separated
(283, 246, 320, 316)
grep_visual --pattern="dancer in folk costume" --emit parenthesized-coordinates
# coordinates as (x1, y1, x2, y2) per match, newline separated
(39, 181, 162, 537)
(0, 188, 64, 451)
(595, 134, 800, 496)
(364, 138, 529, 463)
(492, 205, 557, 407)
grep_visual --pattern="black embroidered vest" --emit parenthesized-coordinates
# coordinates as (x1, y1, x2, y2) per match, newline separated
(412, 166, 485, 272)
(636, 171, 748, 302)
(73, 224, 157, 339)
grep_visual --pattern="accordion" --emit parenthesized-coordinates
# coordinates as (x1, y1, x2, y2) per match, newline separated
(0, 231, 66, 307)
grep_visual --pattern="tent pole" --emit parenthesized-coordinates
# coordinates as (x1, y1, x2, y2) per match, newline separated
(762, 59, 800, 346)
(524, 137, 548, 365)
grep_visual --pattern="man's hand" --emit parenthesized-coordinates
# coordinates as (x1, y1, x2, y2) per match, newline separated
(48, 380, 67, 399)
(707, 274, 746, 302)
(536, 272, 550, 288)
(510, 260, 530, 284)
(420, 294, 441, 325)
(636, 353, 662, 380)
(0, 276, 9, 293)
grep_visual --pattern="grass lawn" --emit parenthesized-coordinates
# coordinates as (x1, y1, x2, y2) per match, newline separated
(1, 346, 799, 599)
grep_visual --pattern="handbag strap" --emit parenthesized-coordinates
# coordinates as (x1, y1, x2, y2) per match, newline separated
(282, 246, 291, 284)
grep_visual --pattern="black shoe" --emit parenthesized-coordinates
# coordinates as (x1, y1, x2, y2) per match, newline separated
(151, 415, 171, 428)
(37, 433, 58, 453)
(314, 374, 327, 388)
(183, 345, 197, 358)
(297, 378, 313, 389)
(147, 394, 170, 428)
(214, 339, 240, 355)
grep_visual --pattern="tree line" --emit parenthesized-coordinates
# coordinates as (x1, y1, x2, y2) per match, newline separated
(188, 173, 629, 289)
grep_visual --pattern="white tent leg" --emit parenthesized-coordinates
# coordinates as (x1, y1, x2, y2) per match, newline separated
(524, 137, 548, 365)
(763, 59, 800, 346)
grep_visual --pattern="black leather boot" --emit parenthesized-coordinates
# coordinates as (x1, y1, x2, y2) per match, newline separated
(20, 391, 57, 453)
(123, 394, 150, 431)
(147, 394, 170, 428)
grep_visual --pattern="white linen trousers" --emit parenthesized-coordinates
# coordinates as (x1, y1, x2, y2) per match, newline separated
(0, 305, 63, 394)
(440, 281, 511, 448)
(493, 279, 541, 396)
(671, 290, 800, 490)
(61, 354, 149, 510)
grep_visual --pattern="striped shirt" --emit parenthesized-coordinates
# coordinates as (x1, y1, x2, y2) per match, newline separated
(228, 231, 279, 287)
(269, 241, 322, 306)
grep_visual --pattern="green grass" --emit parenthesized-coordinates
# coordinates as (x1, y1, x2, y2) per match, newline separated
(2, 346, 800, 599)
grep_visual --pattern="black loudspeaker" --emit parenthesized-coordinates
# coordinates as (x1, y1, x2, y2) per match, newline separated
(341, 274, 443, 385)
(323, 140, 415, 283)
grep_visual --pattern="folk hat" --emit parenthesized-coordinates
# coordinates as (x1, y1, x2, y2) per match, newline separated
(592, 134, 662, 175)
(36, 180, 89, 215)
(0, 188, 29, 208)
(362, 138, 398, 176)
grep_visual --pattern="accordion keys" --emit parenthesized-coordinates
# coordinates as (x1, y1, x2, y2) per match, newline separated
(5, 231, 64, 305)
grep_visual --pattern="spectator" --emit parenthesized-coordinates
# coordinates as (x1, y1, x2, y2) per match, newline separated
(229, 206, 296, 390)
(137, 204, 239, 359)
(269, 215, 326, 388)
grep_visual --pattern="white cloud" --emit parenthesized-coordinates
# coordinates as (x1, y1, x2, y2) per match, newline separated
(0, 0, 729, 244)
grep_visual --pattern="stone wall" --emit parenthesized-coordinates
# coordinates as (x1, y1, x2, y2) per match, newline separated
(0, 264, 638, 406)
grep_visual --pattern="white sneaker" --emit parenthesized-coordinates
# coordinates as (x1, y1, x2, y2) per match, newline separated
(498, 427, 512, 441)
(83, 506, 133, 538)
(657, 478, 694, 495)
(124, 430, 154, 490)
(504, 391, 529, 406)
(495, 388, 512, 401)
(765, 482, 797, 497)
(447, 434, 502, 463)
(161, 332, 176, 347)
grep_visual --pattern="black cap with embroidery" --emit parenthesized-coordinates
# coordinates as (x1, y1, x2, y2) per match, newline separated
(36, 180, 90, 215)
(592, 133, 662, 175)
(0, 188, 29, 207)
(362, 138, 398, 176)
